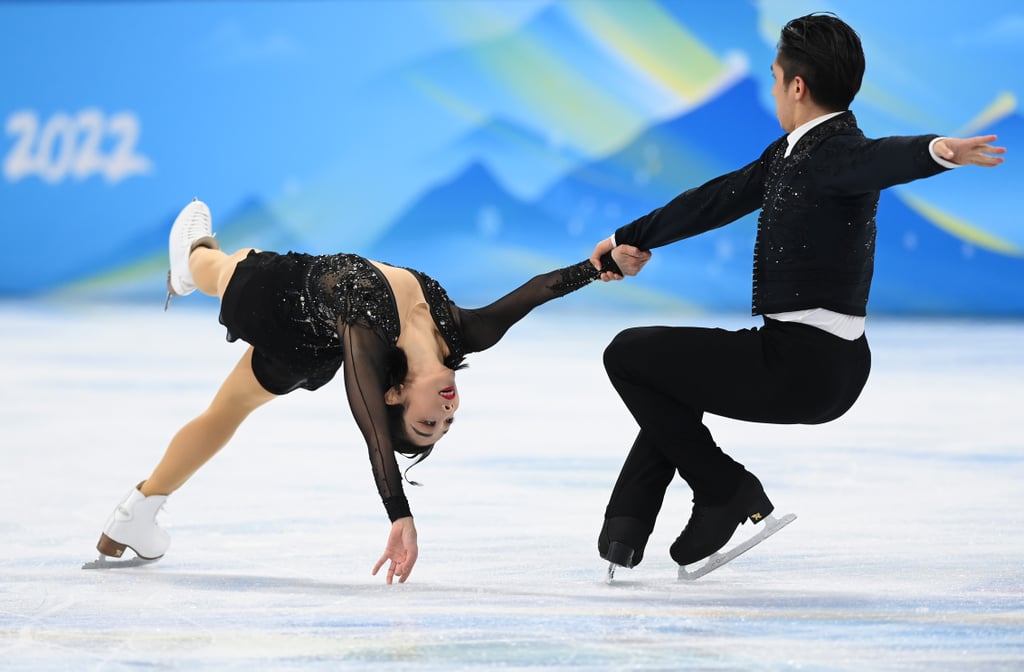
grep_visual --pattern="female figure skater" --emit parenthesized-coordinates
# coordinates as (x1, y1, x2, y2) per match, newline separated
(90, 198, 648, 583)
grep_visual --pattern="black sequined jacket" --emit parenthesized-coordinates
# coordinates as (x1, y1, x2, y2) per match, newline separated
(612, 112, 948, 316)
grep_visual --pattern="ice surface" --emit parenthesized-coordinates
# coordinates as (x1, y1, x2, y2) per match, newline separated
(1, 303, 1022, 671)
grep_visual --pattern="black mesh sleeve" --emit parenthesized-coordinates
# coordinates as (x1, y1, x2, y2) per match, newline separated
(339, 322, 411, 521)
(455, 256, 614, 354)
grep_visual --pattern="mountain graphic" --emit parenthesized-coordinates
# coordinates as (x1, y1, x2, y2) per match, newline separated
(59, 67, 1022, 315)
(895, 108, 1023, 252)
(369, 75, 1024, 315)
(359, 0, 744, 203)
(874, 189, 1024, 315)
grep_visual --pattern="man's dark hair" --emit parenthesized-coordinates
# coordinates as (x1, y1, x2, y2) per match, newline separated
(777, 12, 865, 111)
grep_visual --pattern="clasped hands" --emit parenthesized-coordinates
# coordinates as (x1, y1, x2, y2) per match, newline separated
(590, 237, 652, 281)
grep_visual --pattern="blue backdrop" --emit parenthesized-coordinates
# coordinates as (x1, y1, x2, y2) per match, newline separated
(2, 0, 1021, 315)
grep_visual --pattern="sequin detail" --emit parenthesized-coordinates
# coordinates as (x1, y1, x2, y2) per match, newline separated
(408, 269, 466, 369)
(751, 113, 874, 315)
(548, 260, 603, 293)
(308, 254, 401, 346)
(229, 252, 452, 391)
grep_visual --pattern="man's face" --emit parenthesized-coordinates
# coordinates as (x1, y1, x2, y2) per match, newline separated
(770, 59, 797, 133)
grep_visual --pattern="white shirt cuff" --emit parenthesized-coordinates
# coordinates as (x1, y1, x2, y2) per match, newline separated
(929, 137, 960, 170)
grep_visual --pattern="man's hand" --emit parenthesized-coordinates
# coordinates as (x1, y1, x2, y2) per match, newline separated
(934, 134, 1006, 167)
(611, 245, 651, 277)
(590, 237, 651, 281)
(372, 517, 418, 584)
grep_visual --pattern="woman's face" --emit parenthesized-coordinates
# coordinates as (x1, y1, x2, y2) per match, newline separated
(389, 368, 459, 447)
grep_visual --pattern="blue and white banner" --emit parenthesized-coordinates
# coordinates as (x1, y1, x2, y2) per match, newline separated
(2, 1, 1021, 315)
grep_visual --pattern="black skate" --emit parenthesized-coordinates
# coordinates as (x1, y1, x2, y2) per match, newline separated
(670, 471, 774, 566)
(599, 516, 653, 581)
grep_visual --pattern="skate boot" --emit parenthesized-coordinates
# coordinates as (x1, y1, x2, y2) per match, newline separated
(669, 471, 774, 566)
(599, 516, 654, 575)
(95, 484, 170, 562)
(165, 198, 218, 309)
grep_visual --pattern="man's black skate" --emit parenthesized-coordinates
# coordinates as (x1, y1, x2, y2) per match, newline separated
(669, 471, 774, 566)
(599, 516, 653, 570)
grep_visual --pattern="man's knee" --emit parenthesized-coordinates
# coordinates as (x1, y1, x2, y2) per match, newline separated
(604, 327, 652, 373)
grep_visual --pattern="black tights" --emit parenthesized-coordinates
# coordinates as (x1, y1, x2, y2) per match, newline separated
(602, 317, 871, 524)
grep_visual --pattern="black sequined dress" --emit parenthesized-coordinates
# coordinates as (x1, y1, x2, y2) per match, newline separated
(219, 250, 609, 521)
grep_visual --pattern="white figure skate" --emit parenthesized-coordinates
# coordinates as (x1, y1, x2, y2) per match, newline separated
(83, 485, 170, 569)
(164, 197, 217, 309)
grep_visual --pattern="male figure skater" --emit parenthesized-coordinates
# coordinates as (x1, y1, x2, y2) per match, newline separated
(589, 12, 1006, 573)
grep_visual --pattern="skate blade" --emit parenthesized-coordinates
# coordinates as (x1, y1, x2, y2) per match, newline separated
(605, 562, 617, 583)
(164, 271, 174, 311)
(678, 512, 797, 581)
(82, 555, 161, 570)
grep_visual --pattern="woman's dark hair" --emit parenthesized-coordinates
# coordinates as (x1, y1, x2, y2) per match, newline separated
(386, 403, 434, 486)
(384, 345, 434, 485)
(777, 12, 865, 111)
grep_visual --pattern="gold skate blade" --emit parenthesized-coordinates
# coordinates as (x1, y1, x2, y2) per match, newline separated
(82, 555, 161, 570)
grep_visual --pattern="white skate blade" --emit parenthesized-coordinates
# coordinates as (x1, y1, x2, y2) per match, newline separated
(677, 512, 797, 581)
(82, 555, 161, 570)
(605, 562, 617, 583)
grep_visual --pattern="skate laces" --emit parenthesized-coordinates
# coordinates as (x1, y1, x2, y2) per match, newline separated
(185, 208, 212, 242)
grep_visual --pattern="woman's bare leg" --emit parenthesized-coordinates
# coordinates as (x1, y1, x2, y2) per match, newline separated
(140, 347, 276, 497)
(188, 247, 257, 299)
(139, 246, 267, 496)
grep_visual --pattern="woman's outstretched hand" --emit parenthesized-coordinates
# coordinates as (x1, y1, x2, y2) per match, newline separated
(372, 516, 418, 584)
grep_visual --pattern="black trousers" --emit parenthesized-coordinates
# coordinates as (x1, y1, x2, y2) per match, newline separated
(602, 317, 871, 525)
